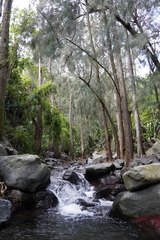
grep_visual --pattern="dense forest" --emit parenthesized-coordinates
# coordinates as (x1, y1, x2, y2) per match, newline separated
(0, 0, 160, 167)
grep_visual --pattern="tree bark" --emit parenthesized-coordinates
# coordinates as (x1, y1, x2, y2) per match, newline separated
(79, 76, 120, 159)
(80, 107, 84, 158)
(112, 23, 134, 166)
(0, 0, 13, 140)
(125, 30, 145, 157)
(85, 0, 113, 161)
(69, 92, 74, 160)
(104, 11, 125, 159)
(32, 57, 43, 154)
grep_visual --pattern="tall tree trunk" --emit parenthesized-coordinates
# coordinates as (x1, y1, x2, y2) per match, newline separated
(79, 76, 120, 159)
(32, 57, 43, 154)
(85, 0, 113, 161)
(0, 0, 3, 17)
(104, 12, 125, 159)
(125, 31, 145, 157)
(80, 107, 84, 158)
(0, 0, 13, 140)
(69, 92, 74, 160)
(112, 24, 134, 166)
(101, 106, 113, 162)
(48, 57, 56, 107)
(154, 84, 160, 111)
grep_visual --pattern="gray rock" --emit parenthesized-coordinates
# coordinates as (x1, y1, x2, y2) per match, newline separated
(100, 175, 117, 185)
(113, 162, 122, 170)
(11, 190, 35, 207)
(76, 198, 97, 207)
(114, 159, 124, 166)
(146, 141, 160, 155)
(63, 171, 82, 185)
(123, 163, 160, 191)
(0, 199, 12, 225)
(5, 147, 18, 155)
(84, 163, 115, 182)
(36, 190, 58, 209)
(44, 158, 58, 168)
(0, 144, 8, 156)
(0, 154, 50, 193)
(111, 183, 160, 218)
(0, 138, 18, 156)
(92, 151, 107, 164)
(94, 187, 113, 199)
(114, 170, 123, 183)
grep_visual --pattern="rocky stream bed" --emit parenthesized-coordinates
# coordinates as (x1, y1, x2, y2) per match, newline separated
(0, 139, 160, 239)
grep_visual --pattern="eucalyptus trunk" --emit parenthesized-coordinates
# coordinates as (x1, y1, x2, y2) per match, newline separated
(32, 57, 43, 154)
(125, 31, 145, 157)
(104, 12, 125, 159)
(85, 0, 113, 161)
(69, 92, 74, 160)
(0, 0, 13, 140)
(112, 24, 134, 166)
(80, 107, 84, 158)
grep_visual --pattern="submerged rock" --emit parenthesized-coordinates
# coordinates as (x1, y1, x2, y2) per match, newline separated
(123, 163, 160, 191)
(63, 170, 82, 185)
(0, 154, 51, 193)
(76, 198, 97, 207)
(36, 189, 58, 209)
(0, 199, 12, 225)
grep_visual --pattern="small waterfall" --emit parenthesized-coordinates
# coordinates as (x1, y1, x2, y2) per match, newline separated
(49, 168, 113, 217)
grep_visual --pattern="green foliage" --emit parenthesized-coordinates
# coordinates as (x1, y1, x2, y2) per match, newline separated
(6, 125, 33, 153)
(43, 106, 71, 154)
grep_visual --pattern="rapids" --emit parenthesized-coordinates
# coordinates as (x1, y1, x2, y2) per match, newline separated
(0, 166, 158, 240)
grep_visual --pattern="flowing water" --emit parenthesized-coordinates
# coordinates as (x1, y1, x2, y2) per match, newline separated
(0, 166, 158, 240)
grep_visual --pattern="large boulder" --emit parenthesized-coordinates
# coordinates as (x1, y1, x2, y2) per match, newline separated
(123, 163, 160, 191)
(84, 162, 115, 182)
(111, 183, 160, 218)
(0, 154, 50, 193)
(146, 141, 160, 155)
(0, 199, 12, 225)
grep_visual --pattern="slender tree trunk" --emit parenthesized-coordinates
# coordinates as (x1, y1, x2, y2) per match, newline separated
(0, 0, 13, 140)
(112, 24, 134, 166)
(101, 106, 113, 161)
(48, 57, 56, 107)
(69, 92, 74, 160)
(0, 0, 3, 17)
(80, 107, 84, 158)
(154, 84, 160, 111)
(85, 0, 113, 161)
(125, 31, 145, 157)
(104, 12, 125, 159)
(32, 57, 43, 154)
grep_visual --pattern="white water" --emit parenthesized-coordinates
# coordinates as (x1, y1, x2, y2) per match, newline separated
(49, 169, 113, 217)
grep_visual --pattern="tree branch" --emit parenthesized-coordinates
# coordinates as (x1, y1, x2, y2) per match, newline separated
(66, 38, 120, 97)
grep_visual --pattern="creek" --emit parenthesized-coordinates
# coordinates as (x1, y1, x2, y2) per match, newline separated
(0, 165, 157, 240)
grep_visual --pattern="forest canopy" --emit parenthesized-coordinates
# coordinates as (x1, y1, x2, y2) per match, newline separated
(0, 0, 160, 166)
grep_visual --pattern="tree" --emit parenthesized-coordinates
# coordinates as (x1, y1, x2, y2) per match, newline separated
(0, 0, 13, 140)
